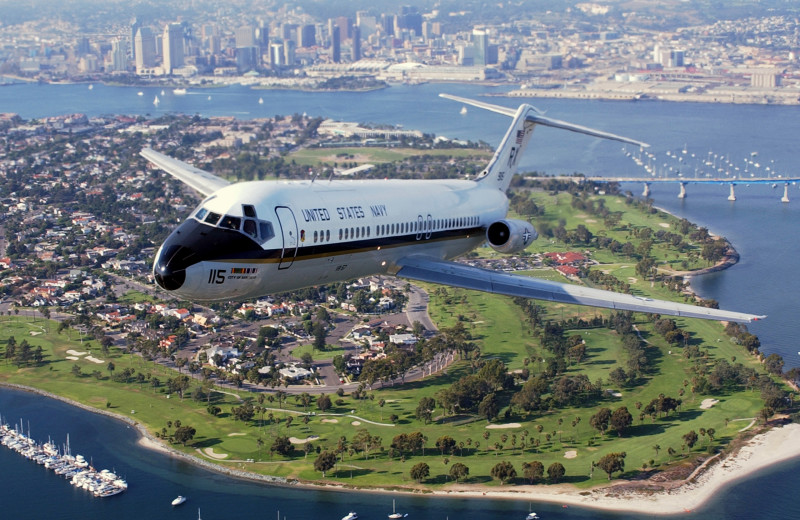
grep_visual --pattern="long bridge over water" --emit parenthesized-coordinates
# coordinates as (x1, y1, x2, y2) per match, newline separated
(523, 175, 800, 202)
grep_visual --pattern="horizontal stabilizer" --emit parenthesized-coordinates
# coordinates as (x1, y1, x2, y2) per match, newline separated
(141, 148, 230, 197)
(440, 93, 649, 149)
(396, 256, 764, 323)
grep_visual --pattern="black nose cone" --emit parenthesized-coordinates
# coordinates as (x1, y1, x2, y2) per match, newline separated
(154, 244, 193, 291)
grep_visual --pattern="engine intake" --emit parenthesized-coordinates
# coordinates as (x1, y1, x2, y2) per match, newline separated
(486, 219, 538, 254)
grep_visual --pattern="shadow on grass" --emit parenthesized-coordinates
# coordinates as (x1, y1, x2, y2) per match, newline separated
(194, 437, 223, 448)
(333, 468, 373, 479)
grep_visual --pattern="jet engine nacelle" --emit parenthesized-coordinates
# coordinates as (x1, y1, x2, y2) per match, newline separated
(486, 219, 538, 254)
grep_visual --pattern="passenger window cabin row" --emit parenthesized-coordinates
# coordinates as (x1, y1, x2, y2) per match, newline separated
(194, 204, 479, 248)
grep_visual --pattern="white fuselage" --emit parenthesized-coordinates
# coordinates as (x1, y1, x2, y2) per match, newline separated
(159, 178, 509, 301)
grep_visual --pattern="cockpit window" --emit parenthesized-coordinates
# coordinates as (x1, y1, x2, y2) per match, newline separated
(259, 222, 275, 243)
(243, 219, 257, 238)
(243, 205, 257, 218)
(195, 207, 208, 220)
(219, 215, 241, 230)
(204, 211, 222, 225)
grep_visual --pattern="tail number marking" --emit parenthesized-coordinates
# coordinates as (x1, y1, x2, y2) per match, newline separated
(208, 269, 226, 284)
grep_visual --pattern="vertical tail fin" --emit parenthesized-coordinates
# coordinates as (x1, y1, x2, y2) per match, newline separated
(474, 104, 541, 192)
(440, 93, 649, 193)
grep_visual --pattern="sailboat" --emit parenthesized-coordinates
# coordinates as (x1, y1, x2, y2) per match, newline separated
(460, 106, 467, 115)
(388, 499, 407, 518)
(258, 97, 264, 104)
(153, 95, 160, 106)
(198, 508, 202, 520)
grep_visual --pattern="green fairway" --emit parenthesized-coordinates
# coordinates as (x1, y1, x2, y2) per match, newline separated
(0, 185, 791, 492)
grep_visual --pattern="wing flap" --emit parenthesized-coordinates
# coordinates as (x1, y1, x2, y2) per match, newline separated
(141, 148, 230, 197)
(396, 256, 764, 323)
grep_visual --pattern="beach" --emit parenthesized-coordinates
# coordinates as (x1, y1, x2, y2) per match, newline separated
(433, 422, 800, 514)
(130, 392, 800, 515)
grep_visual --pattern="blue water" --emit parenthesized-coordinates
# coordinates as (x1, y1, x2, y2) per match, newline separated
(1, 81, 799, 519)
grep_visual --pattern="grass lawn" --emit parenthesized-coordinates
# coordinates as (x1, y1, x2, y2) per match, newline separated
(0, 187, 787, 491)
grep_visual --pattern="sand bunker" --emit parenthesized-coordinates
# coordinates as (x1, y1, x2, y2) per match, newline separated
(564, 450, 578, 459)
(351, 421, 361, 426)
(85, 356, 104, 364)
(486, 423, 522, 429)
(289, 435, 320, 444)
(202, 447, 229, 459)
(228, 432, 246, 437)
(700, 399, 719, 409)
(321, 418, 339, 424)
(66, 356, 79, 360)
(66, 350, 87, 356)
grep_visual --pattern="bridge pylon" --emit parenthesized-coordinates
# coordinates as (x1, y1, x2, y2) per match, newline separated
(782, 183, 790, 203)
(728, 184, 736, 201)
(642, 182, 650, 197)
(678, 182, 687, 199)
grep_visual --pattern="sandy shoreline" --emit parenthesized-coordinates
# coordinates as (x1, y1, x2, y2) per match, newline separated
(428, 423, 800, 514)
(5, 383, 800, 514)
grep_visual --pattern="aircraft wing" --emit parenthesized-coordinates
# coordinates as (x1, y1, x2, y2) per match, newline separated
(395, 256, 765, 323)
(141, 148, 230, 197)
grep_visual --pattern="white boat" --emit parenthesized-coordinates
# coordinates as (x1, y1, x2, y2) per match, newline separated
(153, 95, 160, 106)
(525, 513, 540, 520)
(88, 84, 93, 90)
(388, 499, 407, 518)
(172, 495, 187, 506)
(173, 88, 187, 95)
(137, 91, 143, 96)
(258, 97, 264, 104)
(342, 512, 358, 520)
(460, 106, 467, 115)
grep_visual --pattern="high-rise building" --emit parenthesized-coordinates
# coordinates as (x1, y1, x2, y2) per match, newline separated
(236, 25, 256, 48)
(130, 17, 141, 60)
(396, 6, 422, 36)
(356, 12, 377, 37)
(270, 43, 284, 67)
(76, 37, 91, 56)
(352, 25, 361, 61)
(110, 38, 128, 72)
(381, 14, 395, 36)
(256, 22, 270, 52)
(284, 40, 296, 66)
(135, 27, 156, 69)
(472, 28, 488, 67)
(163, 23, 184, 74)
(335, 17, 352, 41)
(329, 22, 341, 63)
(236, 46, 257, 72)
(298, 24, 316, 48)
(282, 23, 298, 45)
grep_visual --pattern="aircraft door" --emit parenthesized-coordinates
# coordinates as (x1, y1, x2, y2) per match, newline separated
(275, 206, 298, 269)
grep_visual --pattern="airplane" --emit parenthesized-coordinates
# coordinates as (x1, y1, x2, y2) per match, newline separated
(141, 93, 764, 323)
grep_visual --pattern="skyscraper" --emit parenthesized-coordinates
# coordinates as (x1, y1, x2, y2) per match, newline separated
(352, 25, 361, 62)
(162, 23, 184, 74)
(110, 38, 128, 72)
(135, 27, 156, 70)
(329, 22, 341, 63)
(130, 17, 141, 60)
(298, 24, 316, 48)
(472, 28, 488, 67)
(235, 25, 256, 48)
